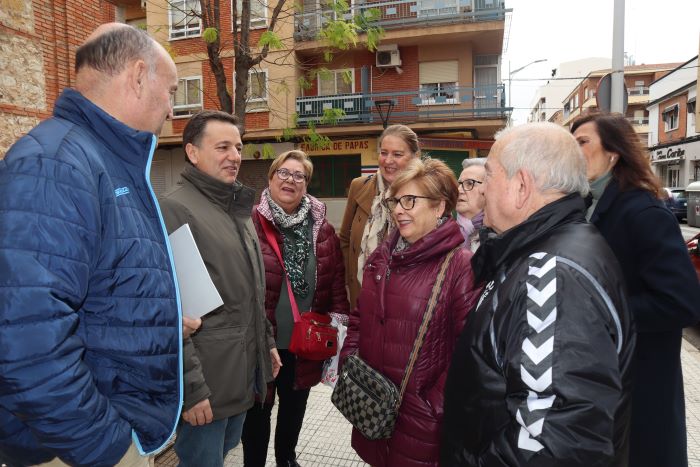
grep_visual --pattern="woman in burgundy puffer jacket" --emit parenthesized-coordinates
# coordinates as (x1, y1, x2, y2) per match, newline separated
(241, 150, 348, 467)
(340, 158, 482, 467)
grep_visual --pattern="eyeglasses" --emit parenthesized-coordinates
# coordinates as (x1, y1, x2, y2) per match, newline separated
(458, 178, 483, 192)
(382, 195, 435, 211)
(275, 168, 308, 183)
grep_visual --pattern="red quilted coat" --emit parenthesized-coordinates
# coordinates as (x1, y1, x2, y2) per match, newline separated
(252, 194, 349, 391)
(340, 219, 481, 467)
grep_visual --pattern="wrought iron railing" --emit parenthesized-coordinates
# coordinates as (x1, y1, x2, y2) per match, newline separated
(294, 0, 507, 40)
(295, 84, 508, 125)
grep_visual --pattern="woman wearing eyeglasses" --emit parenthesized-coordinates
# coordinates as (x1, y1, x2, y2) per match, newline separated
(339, 124, 420, 308)
(241, 150, 349, 467)
(340, 158, 482, 467)
(455, 157, 486, 251)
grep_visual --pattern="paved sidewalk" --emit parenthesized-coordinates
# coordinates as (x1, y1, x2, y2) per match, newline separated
(157, 338, 700, 467)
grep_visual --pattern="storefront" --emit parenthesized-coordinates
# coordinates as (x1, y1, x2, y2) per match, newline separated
(298, 138, 378, 198)
(419, 137, 494, 176)
(650, 138, 700, 188)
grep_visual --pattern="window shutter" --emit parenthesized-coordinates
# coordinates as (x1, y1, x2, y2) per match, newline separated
(419, 61, 458, 84)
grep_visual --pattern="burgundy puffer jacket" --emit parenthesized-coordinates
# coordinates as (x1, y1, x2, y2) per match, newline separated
(340, 219, 481, 467)
(253, 194, 349, 390)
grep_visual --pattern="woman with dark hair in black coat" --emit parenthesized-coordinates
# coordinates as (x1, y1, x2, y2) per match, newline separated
(572, 113, 700, 467)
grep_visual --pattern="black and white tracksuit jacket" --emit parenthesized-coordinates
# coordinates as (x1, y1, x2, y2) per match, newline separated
(441, 194, 635, 467)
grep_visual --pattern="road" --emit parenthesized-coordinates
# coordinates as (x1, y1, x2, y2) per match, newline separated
(681, 222, 700, 242)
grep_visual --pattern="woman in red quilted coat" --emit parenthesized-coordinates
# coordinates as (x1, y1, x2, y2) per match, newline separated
(240, 150, 349, 467)
(340, 157, 482, 467)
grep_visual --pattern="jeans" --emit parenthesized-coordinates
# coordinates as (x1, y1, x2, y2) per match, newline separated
(175, 411, 246, 467)
(241, 350, 311, 466)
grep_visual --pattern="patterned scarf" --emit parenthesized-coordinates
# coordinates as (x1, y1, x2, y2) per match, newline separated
(264, 190, 312, 298)
(357, 171, 394, 284)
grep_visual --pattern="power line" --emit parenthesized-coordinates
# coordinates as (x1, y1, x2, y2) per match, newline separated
(507, 64, 700, 82)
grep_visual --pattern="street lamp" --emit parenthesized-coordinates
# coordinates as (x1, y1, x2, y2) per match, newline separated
(508, 59, 546, 123)
(375, 100, 395, 129)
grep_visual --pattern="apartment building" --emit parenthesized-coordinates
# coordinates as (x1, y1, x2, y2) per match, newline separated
(145, 0, 511, 215)
(528, 57, 610, 124)
(0, 0, 130, 156)
(559, 63, 681, 146)
(647, 56, 699, 188)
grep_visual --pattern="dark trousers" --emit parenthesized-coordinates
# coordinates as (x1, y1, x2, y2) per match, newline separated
(241, 350, 311, 466)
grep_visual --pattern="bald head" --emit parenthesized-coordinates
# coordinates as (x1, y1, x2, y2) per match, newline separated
(74, 23, 177, 135)
(75, 23, 162, 76)
(494, 122, 589, 196)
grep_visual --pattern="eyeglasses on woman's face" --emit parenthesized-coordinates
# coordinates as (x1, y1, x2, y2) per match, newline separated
(382, 194, 435, 211)
(458, 178, 483, 192)
(275, 168, 307, 183)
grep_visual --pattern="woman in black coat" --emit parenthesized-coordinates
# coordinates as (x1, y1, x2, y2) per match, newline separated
(572, 113, 700, 467)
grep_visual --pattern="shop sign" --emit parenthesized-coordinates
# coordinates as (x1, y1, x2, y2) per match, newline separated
(299, 139, 370, 154)
(653, 146, 686, 163)
(419, 138, 494, 150)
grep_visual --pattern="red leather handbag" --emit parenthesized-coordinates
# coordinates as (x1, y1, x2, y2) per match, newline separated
(261, 215, 338, 361)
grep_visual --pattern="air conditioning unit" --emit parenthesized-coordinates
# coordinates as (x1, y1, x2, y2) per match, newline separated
(376, 44, 401, 68)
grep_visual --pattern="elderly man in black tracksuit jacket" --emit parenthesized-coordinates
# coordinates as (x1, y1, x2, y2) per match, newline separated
(441, 122, 635, 467)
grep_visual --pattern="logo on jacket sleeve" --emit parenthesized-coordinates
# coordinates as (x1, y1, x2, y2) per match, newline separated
(115, 187, 130, 197)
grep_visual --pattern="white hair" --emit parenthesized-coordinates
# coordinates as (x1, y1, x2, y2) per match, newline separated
(461, 157, 486, 169)
(494, 122, 589, 196)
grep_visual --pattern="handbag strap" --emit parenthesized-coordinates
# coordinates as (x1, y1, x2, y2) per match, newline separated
(397, 247, 459, 403)
(259, 214, 302, 324)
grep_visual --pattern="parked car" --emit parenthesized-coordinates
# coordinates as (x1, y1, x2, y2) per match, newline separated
(663, 187, 688, 221)
(688, 233, 700, 281)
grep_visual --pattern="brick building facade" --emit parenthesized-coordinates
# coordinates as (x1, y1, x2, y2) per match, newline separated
(0, 0, 117, 156)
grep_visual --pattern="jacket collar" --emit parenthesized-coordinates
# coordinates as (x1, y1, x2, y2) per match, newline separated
(181, 164, 254, 216)
(256, 190, 326, 247)
(53, 88, 155, 168)
(589, 178, 619, 224)
(356, 175, 378, 214)
(378, 218, 464, 268)
(471, 193, 587, 284)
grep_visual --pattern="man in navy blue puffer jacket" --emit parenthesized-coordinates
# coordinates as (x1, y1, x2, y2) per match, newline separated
(0, 24, 186, 467)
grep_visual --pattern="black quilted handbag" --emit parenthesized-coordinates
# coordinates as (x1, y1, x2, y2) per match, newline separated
(331, 248, 458, 440)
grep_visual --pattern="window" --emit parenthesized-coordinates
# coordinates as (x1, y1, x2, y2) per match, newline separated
(318, 69, 354, 96)
(248, 70, 267, 102)
(169, 0, 201, 39)
(235, 0, 267, 28)
(420, 60, 459, 105)
(663, 104, 679, 132)
(307, 155, 360, 197)
(420, 82, 458, 104)
(474, 55, 499, 110)
(173, 77, 202, 117)
(688, 98, 696, 130)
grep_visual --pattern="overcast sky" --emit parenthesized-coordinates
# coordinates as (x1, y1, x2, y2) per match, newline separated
(502, 0, 700, 125)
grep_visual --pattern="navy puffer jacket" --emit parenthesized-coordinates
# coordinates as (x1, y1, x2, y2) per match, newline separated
(0, 89, 182, 467)
(253, 193, 349, 389)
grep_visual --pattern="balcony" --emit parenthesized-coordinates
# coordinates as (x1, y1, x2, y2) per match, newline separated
(296, 84, 507, 125)
(294, 0, 506, 41)
(628, 116, 649, 125)
(628, 86, 649, 96)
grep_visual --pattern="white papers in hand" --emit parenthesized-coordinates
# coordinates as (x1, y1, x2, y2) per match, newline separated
(168, 224, 223, 319)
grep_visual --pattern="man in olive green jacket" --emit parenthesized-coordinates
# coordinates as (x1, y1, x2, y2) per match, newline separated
(159, 110, 281, 467)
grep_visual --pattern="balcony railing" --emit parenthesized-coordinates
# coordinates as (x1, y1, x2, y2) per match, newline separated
(627, 116, 649, 125)
(294, 0, 506, 41)
(296, 84, 507, 125)
(628, 86, 650, 96)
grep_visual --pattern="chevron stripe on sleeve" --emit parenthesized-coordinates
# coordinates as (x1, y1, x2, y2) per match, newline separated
(516, 252, 558, 454)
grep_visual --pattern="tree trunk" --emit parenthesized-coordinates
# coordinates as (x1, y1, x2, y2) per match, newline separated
(201, 0, 232, 113)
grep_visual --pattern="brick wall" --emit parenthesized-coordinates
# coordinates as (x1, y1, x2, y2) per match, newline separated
(0, 0, 116, 157)
(657, 95, 688, 144)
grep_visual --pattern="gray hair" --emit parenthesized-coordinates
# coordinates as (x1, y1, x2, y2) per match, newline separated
(494, 122, 589, 196)
(462, 157, 486, 169)
(75, 25, 159, 76)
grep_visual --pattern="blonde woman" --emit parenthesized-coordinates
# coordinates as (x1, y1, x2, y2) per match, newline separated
(339, 124, 420, 307)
